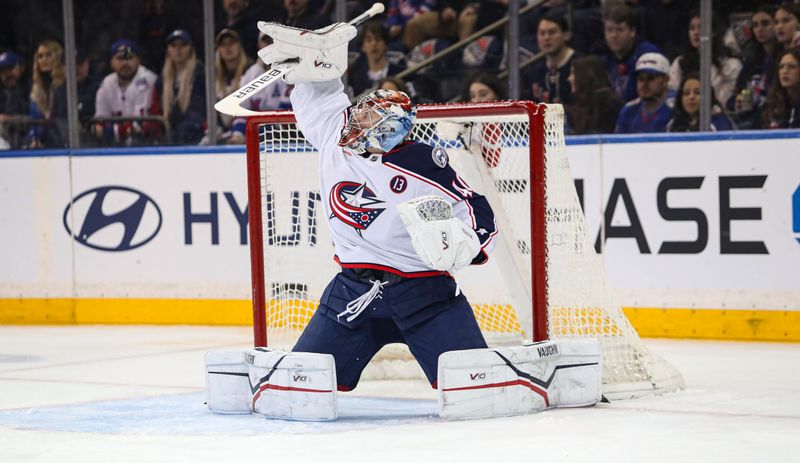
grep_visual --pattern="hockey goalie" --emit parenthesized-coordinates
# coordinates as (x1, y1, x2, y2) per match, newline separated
(205, 11, 602, 421)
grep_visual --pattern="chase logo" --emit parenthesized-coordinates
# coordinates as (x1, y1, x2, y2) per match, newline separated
(63, 186, 162, 251)
(794, 185, 800, 245)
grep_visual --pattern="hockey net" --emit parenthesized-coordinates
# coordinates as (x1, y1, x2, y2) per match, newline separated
(245, 101, 684, 399)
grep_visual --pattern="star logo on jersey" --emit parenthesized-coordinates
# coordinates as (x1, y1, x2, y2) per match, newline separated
(329, 181, 386, 235)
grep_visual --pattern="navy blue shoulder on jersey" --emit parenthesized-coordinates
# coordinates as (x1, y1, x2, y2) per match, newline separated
(382, 141, 498, 258)
(382, 141, 463, 198)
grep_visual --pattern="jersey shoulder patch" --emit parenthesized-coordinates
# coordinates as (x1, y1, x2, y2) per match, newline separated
(431, 146, 449, 168)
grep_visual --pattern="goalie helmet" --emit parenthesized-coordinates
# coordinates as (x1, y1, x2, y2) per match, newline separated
(338, 89, 416, 155)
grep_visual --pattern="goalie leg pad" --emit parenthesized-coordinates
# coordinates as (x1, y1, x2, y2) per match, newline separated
(437, 340, 601, 419)
(205, 350, 253, 414)
(247, 348, 338, 421)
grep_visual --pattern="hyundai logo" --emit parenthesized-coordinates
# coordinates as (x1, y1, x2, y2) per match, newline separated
(63, 186, 162, 251)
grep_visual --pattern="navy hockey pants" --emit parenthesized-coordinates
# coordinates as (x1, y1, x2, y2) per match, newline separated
(292, 268, 488, 390)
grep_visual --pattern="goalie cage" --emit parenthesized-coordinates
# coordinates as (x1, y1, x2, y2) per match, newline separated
(244, 101, 684, 400)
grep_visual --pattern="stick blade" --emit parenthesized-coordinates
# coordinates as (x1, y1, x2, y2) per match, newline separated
(214, 67, 287, 117)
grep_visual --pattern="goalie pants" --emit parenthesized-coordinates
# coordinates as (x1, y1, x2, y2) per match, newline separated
(292, 268, 488, 391)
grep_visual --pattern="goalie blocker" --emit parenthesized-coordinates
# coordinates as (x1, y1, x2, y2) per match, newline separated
(205, 340, 601, 421)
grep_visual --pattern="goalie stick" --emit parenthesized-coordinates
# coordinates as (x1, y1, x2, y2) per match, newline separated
(214, 2, 385, 117)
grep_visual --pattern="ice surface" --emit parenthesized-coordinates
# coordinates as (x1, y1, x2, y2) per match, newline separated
(1, 326, 798, 462)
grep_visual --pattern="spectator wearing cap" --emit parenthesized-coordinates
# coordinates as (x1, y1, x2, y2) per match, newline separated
(348, 22, 407, 97)
(667, 72, 734, 132)
(209, 28, 251, 144)
(614, 52, 674, 134)
(0, 51, 29, 149)
(94, 40, 158, 145)
(599, 3, 662, 103)
(29, 39, 68, 148)
(523, 12, 577, 104)
(279, 0, 328, 32)
(668, 10, 742, 109)
(148, 30, 206, 145)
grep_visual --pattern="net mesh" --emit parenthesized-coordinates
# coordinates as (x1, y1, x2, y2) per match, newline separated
(253, 103, 683, 398)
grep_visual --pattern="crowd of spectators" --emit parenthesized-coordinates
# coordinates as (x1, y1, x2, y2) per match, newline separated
(1, 0, 799, 150)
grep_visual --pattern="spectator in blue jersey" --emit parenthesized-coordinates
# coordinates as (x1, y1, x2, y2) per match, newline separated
(523, 12, 577, 104)
(599, 2, 661, 103)
(667, 73, 734, 132)
(348, 22, 406, 97)
(615, 52, 674, 134)
(761, 47, 800, 129)
(146, 30, 206, 144)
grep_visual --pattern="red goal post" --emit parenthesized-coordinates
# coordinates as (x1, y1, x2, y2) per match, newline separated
(243, 101, 684, 399)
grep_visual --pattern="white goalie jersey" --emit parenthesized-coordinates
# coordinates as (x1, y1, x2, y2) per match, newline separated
(290, 79, 498, 276)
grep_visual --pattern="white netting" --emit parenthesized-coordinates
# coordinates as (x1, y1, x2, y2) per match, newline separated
(254, 103, 683, 398)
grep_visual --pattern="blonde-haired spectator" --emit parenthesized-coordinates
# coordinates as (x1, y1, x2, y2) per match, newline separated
(209, 28, 251, 144)
(29, 39, 67, 148)
(147, 29, 206, 144)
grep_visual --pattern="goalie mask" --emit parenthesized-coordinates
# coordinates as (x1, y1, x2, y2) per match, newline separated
(338, 89, 416, 155)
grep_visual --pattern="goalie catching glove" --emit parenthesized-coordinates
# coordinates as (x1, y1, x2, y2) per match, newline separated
(397, 195, 481, 272)
(257, 22, 355, 84)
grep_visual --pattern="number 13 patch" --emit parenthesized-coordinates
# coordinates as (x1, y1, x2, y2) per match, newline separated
(390, 175, 407, 193)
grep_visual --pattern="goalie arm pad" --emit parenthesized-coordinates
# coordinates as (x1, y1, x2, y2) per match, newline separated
(258, 22, 355, 84)
(397, 195, 481, 272)
(205, 348, 338, 421)
(437, 340, 602, 419)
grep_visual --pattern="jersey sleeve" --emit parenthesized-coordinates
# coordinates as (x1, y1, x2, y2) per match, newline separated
(289, 79, 351, 150)
(384, 143, 498, 264)
(93, 76, 112, 118)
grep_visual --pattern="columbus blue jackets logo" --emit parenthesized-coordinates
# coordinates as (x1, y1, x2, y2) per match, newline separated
(329, 181, 386, 235)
